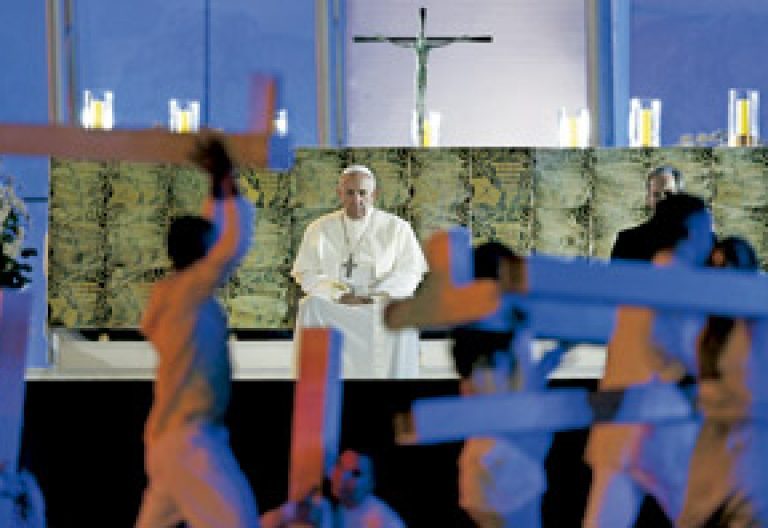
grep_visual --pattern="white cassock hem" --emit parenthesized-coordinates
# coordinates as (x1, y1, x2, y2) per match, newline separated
(295, 295, 420, 379)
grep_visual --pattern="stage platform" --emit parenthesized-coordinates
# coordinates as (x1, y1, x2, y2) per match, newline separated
(20, 377, 677, 527)
(28, 329, 606, 380)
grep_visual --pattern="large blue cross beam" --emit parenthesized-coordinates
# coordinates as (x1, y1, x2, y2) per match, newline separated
(0, 291, 33, 525)
(400, 384, 699, 444)
(513, 254, 768, 318)
(386, 227, 768, 339)
(526, 300, 614, 343)
(385, 227, 768, 443)
(402, 382, 768, 445)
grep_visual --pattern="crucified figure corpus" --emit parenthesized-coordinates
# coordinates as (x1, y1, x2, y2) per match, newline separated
(354, 7, 492, 147)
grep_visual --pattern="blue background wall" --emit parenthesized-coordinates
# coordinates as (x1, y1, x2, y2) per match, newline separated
(75, 0, 318, 139)
(0, 2, 50, 367)
(631, 0, 768, 146)
(3, 1, 767, 364)
(0, 1, 319, 366)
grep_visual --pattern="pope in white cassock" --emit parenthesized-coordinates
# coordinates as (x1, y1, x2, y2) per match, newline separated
(291, 165, 428, 378)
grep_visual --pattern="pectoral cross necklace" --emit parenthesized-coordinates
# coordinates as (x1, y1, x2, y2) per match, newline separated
(343, 254, 357, 279)
(340, 211, 374, 279)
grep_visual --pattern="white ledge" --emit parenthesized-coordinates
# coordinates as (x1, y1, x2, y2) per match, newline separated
(26, 330, 605, 381)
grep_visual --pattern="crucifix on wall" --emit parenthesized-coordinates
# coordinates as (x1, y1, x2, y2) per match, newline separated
(354, 7, 492, 147)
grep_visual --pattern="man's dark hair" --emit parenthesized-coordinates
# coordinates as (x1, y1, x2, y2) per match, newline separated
(167, 215, 214, 270)
(700, 236, 759, 379)
(451, 241, 527, 379)
(648, 193, 709, 253)
(647, 165, 683, 190)
(451, 328, 515, 379)
(711, 235, 759, 271)
(473, 241, 516, 279)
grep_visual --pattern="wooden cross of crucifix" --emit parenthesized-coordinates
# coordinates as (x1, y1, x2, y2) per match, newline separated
(354, 7, 492, 147)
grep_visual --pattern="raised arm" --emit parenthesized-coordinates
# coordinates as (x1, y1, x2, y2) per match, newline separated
(181, 137, 253, 302)
(203, 196, 255, 285)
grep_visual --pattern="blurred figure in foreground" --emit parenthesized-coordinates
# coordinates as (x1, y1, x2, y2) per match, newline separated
(678, 236, 764, 527)
(261, 450, 404, 528)
(136, 137, 259, 528)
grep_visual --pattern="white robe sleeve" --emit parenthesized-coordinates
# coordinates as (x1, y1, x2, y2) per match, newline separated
(291, 221, 347, 300)
(370, 221, 427, 299)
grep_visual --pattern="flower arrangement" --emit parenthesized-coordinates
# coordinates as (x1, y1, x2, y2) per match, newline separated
(0, 176, 36, 288)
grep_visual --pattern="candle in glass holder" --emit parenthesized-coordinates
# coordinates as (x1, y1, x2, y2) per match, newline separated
(81, 90, 114, 130)
(728, 89, 759, 146)
(273, 108, 288, 137)
(640, 108, 653, 146)
(169, 99, 200, 133)
(558, 107, 590, 147)
(425, 112, 441, 147)
(629, 98, 660, 147)
(92, 100, 104, 129)
(411, 110, 442, 147)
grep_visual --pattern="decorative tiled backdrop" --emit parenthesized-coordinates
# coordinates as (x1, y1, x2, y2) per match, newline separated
(49, 147, 768, 329)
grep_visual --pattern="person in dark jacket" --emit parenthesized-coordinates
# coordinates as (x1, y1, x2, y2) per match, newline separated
(611, 165, 684, 261)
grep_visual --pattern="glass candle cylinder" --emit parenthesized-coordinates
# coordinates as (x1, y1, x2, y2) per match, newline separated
(558, 107, 590, 147)
(81, 90, 114, 130)
(629, 98, 661, 147)
(728, 89, 759, 146)
(411, 110, 441, 147)
(273, 108, 289, 137)
(169, 99, 200, 133)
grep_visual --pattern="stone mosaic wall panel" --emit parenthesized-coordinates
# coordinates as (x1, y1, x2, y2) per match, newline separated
(104, 162, 171, 327)
(590, 149, 652, 258)
(230, 167, 293, 327)
(49, 160, 109, 327)
(408, 149, 471, 241)
(713, 149, 768, 207)
(712, 148, 768, 268)
(532, 149, 591, 256)
(290, 149, 346, 209)
(469, 149, 533, 254)
(223, 271, 292, 328)
(49, 147, 768, 329)
(169, 166, 207, 216)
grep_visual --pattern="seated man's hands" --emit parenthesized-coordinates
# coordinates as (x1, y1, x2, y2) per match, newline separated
(338, 293, 374, 305)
